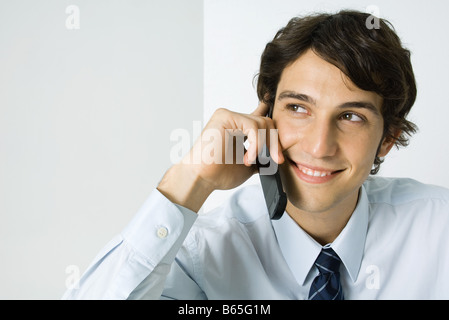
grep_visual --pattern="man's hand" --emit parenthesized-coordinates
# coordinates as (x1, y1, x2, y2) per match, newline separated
(157, 103, 284, 212)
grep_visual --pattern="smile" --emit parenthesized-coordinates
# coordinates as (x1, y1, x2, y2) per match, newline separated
(298, 165, 333, 177)
(289, 161, 344, 184)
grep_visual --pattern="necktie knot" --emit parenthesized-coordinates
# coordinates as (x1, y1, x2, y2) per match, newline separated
(308, 247, 344, 300)
(314, 247, 342, 275)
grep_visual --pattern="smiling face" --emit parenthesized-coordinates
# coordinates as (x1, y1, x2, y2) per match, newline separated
(273, 49, 395, 217)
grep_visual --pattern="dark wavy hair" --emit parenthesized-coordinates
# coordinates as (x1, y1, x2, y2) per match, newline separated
(256, 10, 417, 174)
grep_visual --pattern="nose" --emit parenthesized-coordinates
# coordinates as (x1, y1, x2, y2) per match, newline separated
(301, 119, 338, 159)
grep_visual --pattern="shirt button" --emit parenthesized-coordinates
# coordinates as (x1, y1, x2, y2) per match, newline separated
(157, 226, 168, 239)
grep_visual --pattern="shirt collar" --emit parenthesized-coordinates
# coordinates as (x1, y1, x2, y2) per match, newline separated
(272, 185, 369, 285)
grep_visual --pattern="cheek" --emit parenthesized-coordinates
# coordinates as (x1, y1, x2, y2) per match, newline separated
(273, 106, 296, 148)
(275, 119, 301, 151)
(342, 133, 380, 170)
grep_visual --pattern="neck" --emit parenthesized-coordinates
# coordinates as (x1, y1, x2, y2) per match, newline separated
(286, 189, 360, 246)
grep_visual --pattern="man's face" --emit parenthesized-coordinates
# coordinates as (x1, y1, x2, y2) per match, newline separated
(273, 49, 393, 215)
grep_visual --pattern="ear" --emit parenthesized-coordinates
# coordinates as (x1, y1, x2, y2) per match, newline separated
(377, 130, 401, 158)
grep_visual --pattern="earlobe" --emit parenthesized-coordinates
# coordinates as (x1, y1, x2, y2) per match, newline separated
(377, 130, 401, 157)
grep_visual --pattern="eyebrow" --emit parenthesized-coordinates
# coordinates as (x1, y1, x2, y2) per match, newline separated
(277, 90, 381, 117)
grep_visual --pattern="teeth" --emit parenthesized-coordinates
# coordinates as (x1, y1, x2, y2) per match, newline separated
(300, 167, 332, 177)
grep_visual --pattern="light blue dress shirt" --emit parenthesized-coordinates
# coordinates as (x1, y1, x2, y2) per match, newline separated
(62, 176, 449, 299)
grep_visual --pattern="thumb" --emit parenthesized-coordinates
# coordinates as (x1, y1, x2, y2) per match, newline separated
(251, 101, 270, 117)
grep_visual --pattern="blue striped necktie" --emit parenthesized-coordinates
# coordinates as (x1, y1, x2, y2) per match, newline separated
(308, 247, 344, 300)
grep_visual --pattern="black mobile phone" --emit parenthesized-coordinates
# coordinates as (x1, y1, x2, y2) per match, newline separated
(257, 149, 287, 220)
(256, 108, 287, 220)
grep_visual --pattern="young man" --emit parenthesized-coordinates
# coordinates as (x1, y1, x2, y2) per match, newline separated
(63, 10, 449, 299)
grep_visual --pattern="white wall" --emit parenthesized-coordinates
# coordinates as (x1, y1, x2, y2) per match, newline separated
(0, 0, 203, 299)
(203, 0, 449, 211)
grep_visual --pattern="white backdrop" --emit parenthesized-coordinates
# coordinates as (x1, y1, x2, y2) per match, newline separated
(203, 0, 449, 211)
(0, 0, 203, 299)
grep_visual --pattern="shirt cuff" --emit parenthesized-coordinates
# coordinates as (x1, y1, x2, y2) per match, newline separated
(121, 189, 198, 268)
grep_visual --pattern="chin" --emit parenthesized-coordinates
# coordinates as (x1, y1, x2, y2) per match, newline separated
(286, 190, 337, 214)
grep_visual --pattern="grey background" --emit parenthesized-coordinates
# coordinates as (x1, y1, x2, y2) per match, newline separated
(0, 0, 203, 299)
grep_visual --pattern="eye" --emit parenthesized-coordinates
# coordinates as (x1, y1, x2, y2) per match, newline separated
(341, 112, 365, 122)
(287, 104, 308, 113)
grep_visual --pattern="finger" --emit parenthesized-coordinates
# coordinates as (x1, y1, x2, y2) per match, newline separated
(264, 118, 284, 164)
(243, 126, 260, 166)
(242, 117, 269, 166)
(251, 101, 270, 117)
